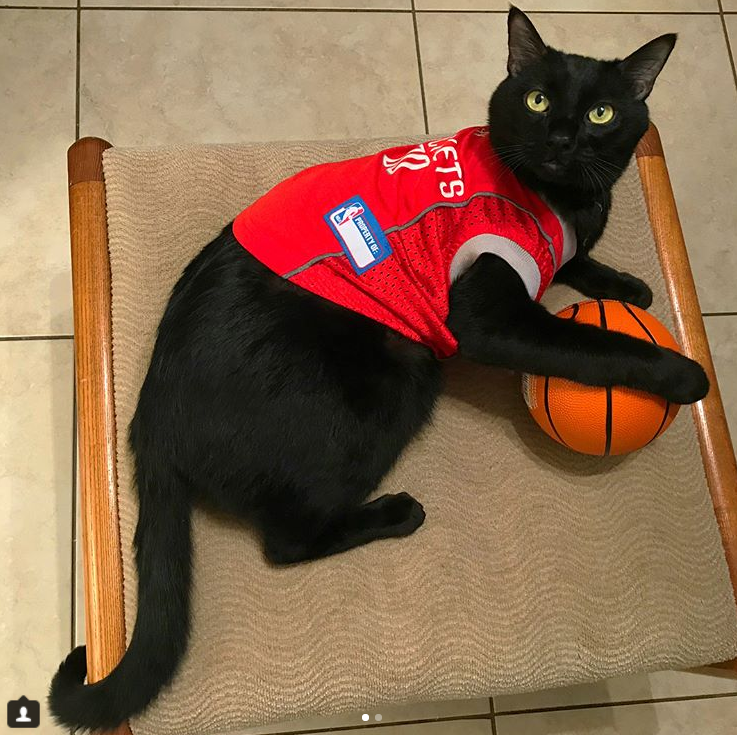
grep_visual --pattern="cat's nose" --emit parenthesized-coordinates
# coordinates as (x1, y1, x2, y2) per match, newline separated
(547, 132, 575, 154)
(547, 118, 577, 153)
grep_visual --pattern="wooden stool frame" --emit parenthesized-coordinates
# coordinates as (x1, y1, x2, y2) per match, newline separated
(67, 126, 737, 734)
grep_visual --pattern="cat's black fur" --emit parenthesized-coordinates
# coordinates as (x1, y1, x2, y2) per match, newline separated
(49, 8, 708, 731)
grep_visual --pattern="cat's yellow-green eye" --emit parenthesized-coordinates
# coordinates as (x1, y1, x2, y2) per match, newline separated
(525, 90, 549, 113)
(588, 104, 615, 125)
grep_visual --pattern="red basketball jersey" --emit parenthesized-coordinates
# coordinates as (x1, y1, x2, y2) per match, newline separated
(233, 126, 575, 358)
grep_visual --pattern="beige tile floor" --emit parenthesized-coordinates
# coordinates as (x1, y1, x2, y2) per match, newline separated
(2, 1, 737, 733)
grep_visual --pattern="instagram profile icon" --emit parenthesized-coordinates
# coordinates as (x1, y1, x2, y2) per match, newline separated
(7, 696, 40, 728)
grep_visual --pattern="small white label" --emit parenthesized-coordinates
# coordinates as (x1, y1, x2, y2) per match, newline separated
(325, 196, 392, 275)
(522, 373, 537, 410)
(331, 207, 375, 268)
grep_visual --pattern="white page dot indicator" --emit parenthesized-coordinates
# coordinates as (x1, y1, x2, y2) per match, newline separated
(361, 714, 369, 722)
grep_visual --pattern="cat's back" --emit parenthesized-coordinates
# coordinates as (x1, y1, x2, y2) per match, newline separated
(150, 226, 435, 382)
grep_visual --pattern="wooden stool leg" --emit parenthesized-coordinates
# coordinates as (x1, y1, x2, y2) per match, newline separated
(636, 125, 737, 676)
(68, 137, 135, 730)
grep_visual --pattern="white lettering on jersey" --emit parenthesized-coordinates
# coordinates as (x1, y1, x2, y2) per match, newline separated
(382, 144, 431, 174)
(439, 180, 464, 198)
(428, 136, 464, 199)
(382, 134, 466, 199)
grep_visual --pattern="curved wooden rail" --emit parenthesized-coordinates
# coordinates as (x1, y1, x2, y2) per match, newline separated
(636, 124, 737, 673)
(68, 127, 737, 735)
(68, 136, 133, 733)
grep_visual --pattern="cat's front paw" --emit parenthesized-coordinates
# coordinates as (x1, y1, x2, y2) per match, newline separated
(377, 492, 426, 536)
(657, 352, 710, 404)
(616, 273, 653, 310)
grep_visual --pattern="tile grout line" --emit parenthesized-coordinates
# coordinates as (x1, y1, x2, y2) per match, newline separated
(70, 376, 78, 646)
(71, 0, 81, 711)
(253, 713, 494, 735)
(410, 0, 429, 135)
(0, 5, 725, 12)
(415, 8, 720, 13)
(495, 690, 737, 718)
(1, 308, 733, 340)
(717, 0, 737, 96)
(1, 4, 410, 9)
(3, 5, 731, 733)
(183, 688, 737, 735)
(75, 0, 81, 140)
(0, 334, 74, 341)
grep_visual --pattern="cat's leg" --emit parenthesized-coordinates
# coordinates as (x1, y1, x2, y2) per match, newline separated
(262, 491, 426, 565)
(554, 253, 653, 309)
(190, 258, 443, 565)
(251, 339, 438, 565)
(447, 254, 708, 404)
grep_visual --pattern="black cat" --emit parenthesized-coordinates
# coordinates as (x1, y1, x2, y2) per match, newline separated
(49, 7, 708, 730)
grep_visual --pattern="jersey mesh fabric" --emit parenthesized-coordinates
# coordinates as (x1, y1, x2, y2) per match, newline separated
(292, 195, 554, 358)
(233, 127, 565, 359)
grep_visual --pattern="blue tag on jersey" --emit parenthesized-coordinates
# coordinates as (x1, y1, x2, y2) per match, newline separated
(325, 196, 392, 274)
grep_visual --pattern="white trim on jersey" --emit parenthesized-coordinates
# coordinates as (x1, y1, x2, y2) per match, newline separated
(550, 206, 577, 268)
(449, 234, 543, 300)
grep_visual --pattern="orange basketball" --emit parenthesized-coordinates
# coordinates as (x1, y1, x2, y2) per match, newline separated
(522, 300, 681, 456)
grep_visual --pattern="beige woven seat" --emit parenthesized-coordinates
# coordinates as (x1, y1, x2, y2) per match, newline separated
(67, 127, 737, 735)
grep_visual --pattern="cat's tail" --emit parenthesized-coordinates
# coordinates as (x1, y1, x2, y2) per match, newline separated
(48, 455, 192, 731)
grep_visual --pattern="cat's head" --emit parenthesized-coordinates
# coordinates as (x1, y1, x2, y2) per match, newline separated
(488, 7, 675, 194)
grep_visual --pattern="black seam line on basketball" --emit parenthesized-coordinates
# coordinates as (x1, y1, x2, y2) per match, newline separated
(596, 299, 608, 330)
(604, 386, 613, 457)
(621, 301, 657, 344)
(620, 301, 670, 446)
(646, 401, 671, 447)
(544, 375, 568, 448)
(597, 299, 613, 457)
(383, 190, 557, 268)
(545, 303, 576, 447)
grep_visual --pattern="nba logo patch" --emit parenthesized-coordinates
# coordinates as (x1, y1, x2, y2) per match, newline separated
(325, 196, 392, 274)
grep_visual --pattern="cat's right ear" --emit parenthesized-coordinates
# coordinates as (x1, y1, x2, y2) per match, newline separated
(618, 34, 677, 101)
(507, 6, 547, 76)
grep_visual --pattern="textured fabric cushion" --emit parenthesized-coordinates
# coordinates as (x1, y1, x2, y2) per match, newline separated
(102, 138, 737, 735)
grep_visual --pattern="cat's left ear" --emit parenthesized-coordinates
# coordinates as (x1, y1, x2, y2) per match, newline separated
(507, 6, 548, 76)
(618, 33, 677, 101)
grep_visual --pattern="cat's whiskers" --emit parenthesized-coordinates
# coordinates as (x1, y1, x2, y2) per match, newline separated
(595, 157, 620, 171)
(598, 167, 615, 190)
(592, 166, 609, 193)
(580, 164, 597, 193)
(589, 155, 626, 187)
(496, 147, 528, 166)
(591, 160, 619, 189)
(492, 145, 529, 169)
(496, 151, 529, 184)
(591, 158, 621, 178)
